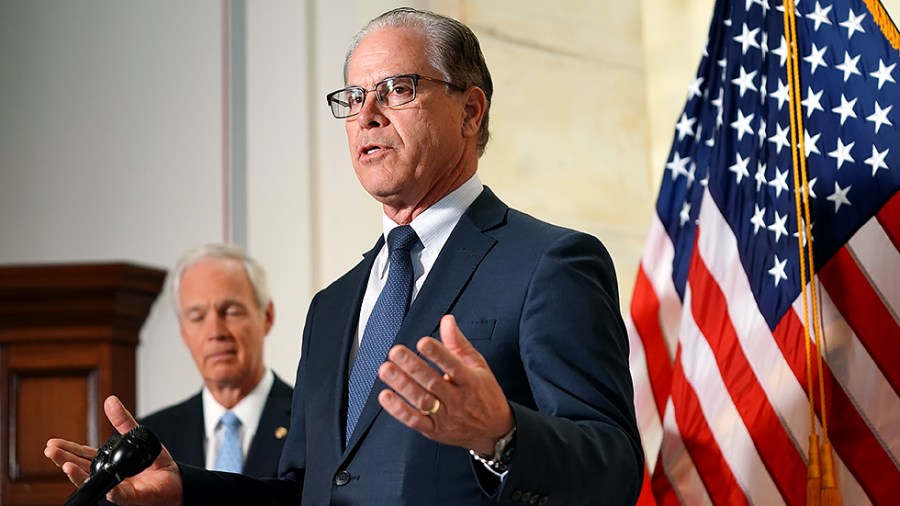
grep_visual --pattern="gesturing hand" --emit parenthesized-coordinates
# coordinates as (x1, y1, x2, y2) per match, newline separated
(45, 395, 184, 506)
(377, 314, 514, 455)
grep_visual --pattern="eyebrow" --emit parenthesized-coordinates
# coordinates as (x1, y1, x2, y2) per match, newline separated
(346, 73, 415, 88)
(183, 298, 248, 312)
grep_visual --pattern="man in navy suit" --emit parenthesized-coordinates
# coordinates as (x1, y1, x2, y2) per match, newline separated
(47, 8, 643, 505)
(142, 244, 292, 478)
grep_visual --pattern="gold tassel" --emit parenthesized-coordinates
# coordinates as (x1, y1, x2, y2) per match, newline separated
(864, 0, 900, 50)
(820, 439, 842, 506)
(807, 434, 821, 506)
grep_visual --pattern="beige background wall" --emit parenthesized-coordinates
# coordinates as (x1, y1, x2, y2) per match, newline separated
(1, 0, 896, 416)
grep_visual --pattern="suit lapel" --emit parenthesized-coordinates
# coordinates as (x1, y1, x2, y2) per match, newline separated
(182, 395, 206, 467)
(403, 186, 506, 347)
(316, 240, 382, 454)
(244, 377, 292, 476)
(343, 188, 507, 454)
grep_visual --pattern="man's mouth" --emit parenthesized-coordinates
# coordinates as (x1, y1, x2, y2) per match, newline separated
(208, 350, 237, 361)
(359, 143, 390, 157)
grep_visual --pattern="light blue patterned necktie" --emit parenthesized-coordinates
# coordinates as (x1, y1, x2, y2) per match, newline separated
(345, 225, 420, 444)
(213, 411, 243, 473)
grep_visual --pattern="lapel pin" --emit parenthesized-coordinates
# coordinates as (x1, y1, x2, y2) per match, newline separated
(274, 426, 288, 439)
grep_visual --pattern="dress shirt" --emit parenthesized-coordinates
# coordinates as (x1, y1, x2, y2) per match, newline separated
(201, 368, 275, 469)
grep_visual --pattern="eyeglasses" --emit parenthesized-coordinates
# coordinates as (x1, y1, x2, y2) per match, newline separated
(326, 74, 466, 119)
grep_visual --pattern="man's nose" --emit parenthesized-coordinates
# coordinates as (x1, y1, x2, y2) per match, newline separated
(356, 90, 387, 127)
(203, 313, 228, 338)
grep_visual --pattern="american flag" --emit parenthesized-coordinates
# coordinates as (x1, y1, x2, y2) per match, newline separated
(627, 0, 900, 504)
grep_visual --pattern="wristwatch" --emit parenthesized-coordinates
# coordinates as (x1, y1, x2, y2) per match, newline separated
(471, 425, 517, 473)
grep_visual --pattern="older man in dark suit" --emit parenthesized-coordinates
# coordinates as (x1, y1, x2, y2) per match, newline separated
(141, 244, 292, 478)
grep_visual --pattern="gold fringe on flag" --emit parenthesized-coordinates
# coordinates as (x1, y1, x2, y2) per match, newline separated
(807, 435, 822, 506)
(864, 0, 900, 50)
(781, 0, 841, 504)
(820, 438, 841, 506)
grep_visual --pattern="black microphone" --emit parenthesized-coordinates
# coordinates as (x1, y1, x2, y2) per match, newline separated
(89, 432, 122, 476)
(62, 426, 162, 506)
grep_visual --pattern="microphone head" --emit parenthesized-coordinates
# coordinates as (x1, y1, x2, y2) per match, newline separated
(90, 433, 122, 476)
(62, 427, 162, 506)
(104, 426, 162, 478)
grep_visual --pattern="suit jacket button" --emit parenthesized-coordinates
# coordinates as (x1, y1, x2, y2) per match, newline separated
(511, 490, 522, 501)
(334, 470, 351, 486)
(520, 491, 532, 502)
(538, 497, 549, 505)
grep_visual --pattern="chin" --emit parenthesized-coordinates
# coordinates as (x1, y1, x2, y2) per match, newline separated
(360, 179, 401, 200)
(210, 375, 242, 388)
(207, 365, 240, 381)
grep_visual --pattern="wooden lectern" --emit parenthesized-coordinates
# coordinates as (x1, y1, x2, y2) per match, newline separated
(0, 263, 165, 506)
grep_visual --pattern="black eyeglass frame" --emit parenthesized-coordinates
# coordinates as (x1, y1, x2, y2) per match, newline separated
(326, 74, 467, 119)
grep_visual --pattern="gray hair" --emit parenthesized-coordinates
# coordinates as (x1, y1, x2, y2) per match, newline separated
(343, 7, 493, 156)
(167, 244, 271, 315)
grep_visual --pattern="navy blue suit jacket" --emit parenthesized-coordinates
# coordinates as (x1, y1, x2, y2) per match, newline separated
(182, 188, 643, 505)
(142, 373, 293, 478)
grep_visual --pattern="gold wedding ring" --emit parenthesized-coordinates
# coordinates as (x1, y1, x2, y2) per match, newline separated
(421, 398, 441, 416)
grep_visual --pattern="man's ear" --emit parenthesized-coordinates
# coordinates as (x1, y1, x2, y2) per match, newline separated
(264, 301, 275, 334)
(461, 87, 487, 139)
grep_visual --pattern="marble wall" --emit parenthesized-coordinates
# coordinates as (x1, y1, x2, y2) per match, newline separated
(437, 0, 714, 309)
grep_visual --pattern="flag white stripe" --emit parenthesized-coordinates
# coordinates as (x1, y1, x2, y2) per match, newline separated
(627, 315, 664, 468)
(847, 217, 900, 326)
(640, 215, 682, 353)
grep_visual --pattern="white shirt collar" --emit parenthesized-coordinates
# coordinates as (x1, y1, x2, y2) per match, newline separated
(202, 368, 274, 443)
(376, 174, 484, 277)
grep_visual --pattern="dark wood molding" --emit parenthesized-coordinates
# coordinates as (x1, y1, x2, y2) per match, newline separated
(0, 262, 165, 506)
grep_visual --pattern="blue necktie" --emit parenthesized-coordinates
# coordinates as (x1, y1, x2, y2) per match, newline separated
(346, 225, 420, 444)
(213, 411, 243, 473)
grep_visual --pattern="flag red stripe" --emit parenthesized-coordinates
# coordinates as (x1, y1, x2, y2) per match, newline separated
(819, 248, 900, 395)
(688, 246, 806, 505)
(631, 266, 674, 416)
(771, 310, 898, 503)
(635, 463, 659, 506)
(875, 190, 900, 250)
(670, 347, 751, 506)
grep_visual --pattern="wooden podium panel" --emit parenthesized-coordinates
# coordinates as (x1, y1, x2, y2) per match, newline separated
(0, 263, 165, 506)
